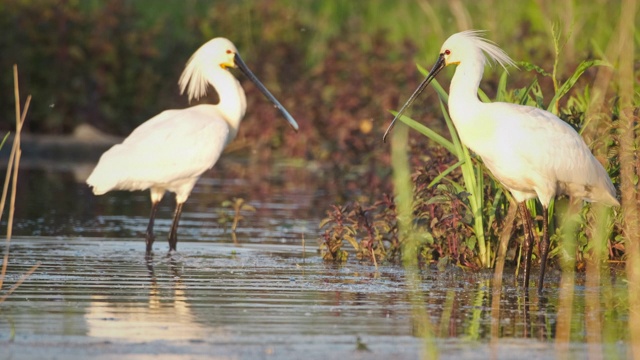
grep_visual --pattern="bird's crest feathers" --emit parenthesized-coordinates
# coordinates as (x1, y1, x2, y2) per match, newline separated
(450, 30, 518, 72)
(179, 48, 211, 102)
(179, 38, 237, 103)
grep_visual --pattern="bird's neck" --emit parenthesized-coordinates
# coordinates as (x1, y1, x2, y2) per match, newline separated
(449, 60, 484, 106)
(448, 59, 485, 129)
(212, 68, 247, 141)
(447, 59, 487, 151)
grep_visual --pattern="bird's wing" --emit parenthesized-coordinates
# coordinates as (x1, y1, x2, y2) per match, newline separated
(487, 103, 614, 203)
(87, 105, 229, 193)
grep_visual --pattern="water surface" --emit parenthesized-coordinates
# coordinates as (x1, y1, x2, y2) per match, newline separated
(0, 151, 632, 359)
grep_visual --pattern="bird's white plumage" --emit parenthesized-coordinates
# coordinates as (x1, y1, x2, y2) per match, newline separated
(465, 102, 618, 206)
(85, 37, 298, 251)
(386, 30, 618, 292)
(87, 104, 229, 202)
(87, 39, 244, 204)
(440, 30, 618, 207)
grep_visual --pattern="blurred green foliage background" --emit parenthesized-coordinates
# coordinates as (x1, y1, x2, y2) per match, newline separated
(1, 0, 634, 142)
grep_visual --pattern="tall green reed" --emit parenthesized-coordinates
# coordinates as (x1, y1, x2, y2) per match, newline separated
(392, 69, 509, 268)
(390, 123, 436, 360)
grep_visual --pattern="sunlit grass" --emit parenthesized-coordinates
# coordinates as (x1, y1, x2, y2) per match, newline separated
(391, 122, 436, 359)
(393, 74, 498, 269)
(272, 0, 626, 70)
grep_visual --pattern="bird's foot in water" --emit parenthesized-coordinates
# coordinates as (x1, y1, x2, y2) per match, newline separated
(167, 236, 178, 253)
(145, 233, 155, 253)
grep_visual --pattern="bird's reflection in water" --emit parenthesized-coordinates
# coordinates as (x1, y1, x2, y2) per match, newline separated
(144, 252, 183, 311)
(84, 252, 221, 342)
(490, 274, 553, 346)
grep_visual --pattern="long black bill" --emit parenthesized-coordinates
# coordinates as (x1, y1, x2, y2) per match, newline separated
(234, 54, 299, 132)
(382, 53, 447, 143)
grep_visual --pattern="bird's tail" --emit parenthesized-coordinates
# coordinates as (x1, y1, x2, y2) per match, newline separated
(593, 183, 620, 207)
(86, 169, 116, 195)
(86, 155, 123, 195)
(588, 163, 620, 207)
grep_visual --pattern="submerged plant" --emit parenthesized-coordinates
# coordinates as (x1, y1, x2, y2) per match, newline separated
(218, 197, 256, 233)
(319, 196, 399, 263)
(319, 205, 355, 262)
(320, 28, 623, 278)
(391, 75, 503, 269)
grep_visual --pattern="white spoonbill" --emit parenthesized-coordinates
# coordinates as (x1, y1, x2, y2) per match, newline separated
(86, 38, 299, 253)
(383, 30, 618, 293)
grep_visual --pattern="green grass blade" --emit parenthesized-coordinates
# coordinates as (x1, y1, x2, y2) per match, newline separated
(478, 88, 491, 103)
(409, 62, 491, 267)
(428, 160, 464, 188)
(496, 70, 509, 102)
(518, 78, 539, 105)
(519, 61, 553, 77)
(0, 133, 10, 149)
(391, 111, 456, 154)
(438, 98, 488, 267)
(547, 59, 610, 113)
(441, 177, 466, 194)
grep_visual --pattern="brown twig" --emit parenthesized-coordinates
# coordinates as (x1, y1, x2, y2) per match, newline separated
(0, 64, 32, 298)
(0, 262, 40, 303)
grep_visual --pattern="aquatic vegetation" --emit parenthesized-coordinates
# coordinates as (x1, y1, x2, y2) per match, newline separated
(320, 195, 398, 263)
(321, 27, 628, 284)
(218, 197, 257, 233)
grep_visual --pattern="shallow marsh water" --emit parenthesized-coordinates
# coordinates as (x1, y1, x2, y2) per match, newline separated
(0, 150, 633, 359)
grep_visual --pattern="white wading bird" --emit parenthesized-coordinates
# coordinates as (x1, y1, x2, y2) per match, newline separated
(87, 38, 299, 253)
(383, 30, 618, 293)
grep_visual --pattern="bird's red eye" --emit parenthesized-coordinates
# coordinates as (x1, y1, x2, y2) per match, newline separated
(444, 49, 451, 55)
(226, 50, 232, 54)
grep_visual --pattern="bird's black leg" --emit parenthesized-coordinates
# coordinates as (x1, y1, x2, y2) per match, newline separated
(145, 201, 160, 253)
(519, 202, 534, 291)
(168, 202, 184, 252)
(537, 206, 550, 294)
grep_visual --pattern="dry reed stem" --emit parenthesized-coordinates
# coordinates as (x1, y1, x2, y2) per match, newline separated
(615, 0, 639, 358)
(622, 106, 640, 358)
(571, 0, 636, 356)
(0, 65, 38, 302)
(490, 201, 517, 358)
(492, 199, 518, 289)
(0, 262, 40, 303)
(0, 67, 24, 290)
